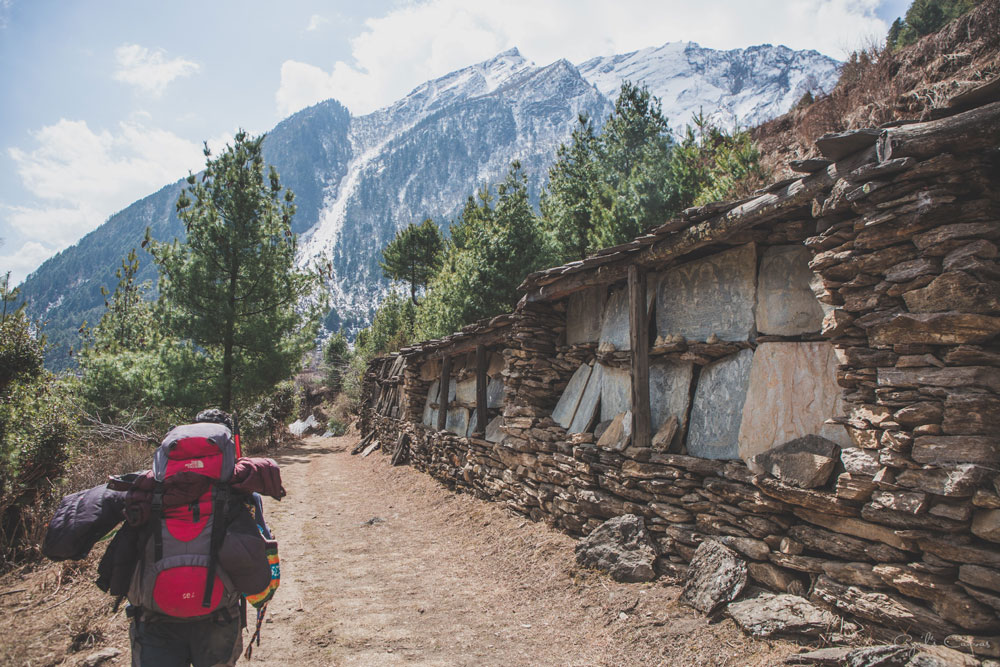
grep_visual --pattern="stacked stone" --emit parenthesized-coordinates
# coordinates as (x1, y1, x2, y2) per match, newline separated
(798, 139, 1000, 637)
(502, 301, 567, 419)
(359, 97, 1000, 647)
(400, 352, 431, 423)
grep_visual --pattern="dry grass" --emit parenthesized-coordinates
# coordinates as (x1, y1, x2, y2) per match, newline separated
(753, 0, 1000, 177)
(4, 548, 128, 666)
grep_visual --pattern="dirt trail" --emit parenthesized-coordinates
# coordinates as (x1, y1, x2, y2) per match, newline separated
(252, 435, 797, 666)
(5, 433, 799, 666)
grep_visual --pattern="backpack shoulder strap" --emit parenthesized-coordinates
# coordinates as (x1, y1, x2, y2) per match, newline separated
(201, 483, 231, 608)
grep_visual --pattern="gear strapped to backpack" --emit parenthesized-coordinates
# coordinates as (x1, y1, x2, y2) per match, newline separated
(129, 422, 246, 618)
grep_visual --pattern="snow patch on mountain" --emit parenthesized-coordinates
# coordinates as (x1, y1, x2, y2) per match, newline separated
(577, 41, 840, 132)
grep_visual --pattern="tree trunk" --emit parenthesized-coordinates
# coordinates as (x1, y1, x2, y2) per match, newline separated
(222, 264, 238, 412)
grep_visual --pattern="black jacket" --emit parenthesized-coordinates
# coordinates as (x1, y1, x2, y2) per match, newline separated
(42, 483, 126, 561)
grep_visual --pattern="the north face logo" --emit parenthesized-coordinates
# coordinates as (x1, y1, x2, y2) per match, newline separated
(185, 460, 205, 470)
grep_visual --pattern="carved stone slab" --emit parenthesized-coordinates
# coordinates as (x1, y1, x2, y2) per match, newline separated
(467, 409, 478, 437)
(687, 349, 754, 459)
(456, 377, 477, 405)
(649, 359, 694, 434)
(599, 287, 631, 351)
(423, 380, 439, 425)
(738, 342, 851, 461)
(567, 286, 607, 345)
(656, 244, 757, 342)
(552, 363, 593, 428)
(487, 378, 504, 409)
(445, 407, 469, 436)
(569, 363, 604, 433)
(756, 245, 825, 336)
(485, 415, 505, 443)
(601, 364, 632, 422)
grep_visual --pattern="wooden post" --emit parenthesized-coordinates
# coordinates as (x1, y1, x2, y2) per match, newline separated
(629, 265, 651, 449)
(476, 345, 488, 435)
(437, 354, 451, 431)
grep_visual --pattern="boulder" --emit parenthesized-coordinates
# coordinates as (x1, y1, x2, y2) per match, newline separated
(288, 414, 319, 436)
(682, 539, 748, 614)
(574, 514, 657, 583)
(747, 435, 839, 489)
(727, 593, 854, 638)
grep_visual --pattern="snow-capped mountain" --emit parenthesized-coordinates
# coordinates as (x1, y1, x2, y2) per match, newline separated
(19, 43, 840, 367)
(578, 42, 840, 131)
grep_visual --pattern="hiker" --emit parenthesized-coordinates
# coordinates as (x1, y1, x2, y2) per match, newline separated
(43, 409, 284, 667)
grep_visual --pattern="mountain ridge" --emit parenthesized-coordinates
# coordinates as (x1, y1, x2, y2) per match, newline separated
(17, 42, 840, 368)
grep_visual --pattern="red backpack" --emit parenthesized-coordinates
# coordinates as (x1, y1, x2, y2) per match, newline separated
(129, 422, 240, 618)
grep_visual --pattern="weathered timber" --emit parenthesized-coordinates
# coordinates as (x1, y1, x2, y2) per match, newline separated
(476, 345, 488, 435)
(629, 266, 651, 449)
(878, 100, 1000, 161)
(437, 354, 452, 431)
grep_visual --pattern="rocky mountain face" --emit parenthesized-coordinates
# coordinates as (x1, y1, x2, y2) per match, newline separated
(578, 42, 840, 131)
(17, 43, 839, 368)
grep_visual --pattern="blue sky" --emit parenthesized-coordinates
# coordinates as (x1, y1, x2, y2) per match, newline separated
(0, 0, 911, 284)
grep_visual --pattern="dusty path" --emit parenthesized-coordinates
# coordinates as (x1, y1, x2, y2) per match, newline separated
(251, 435, 797, 666)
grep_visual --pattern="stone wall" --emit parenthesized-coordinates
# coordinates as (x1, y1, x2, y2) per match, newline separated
(361, 101, 1000, 643)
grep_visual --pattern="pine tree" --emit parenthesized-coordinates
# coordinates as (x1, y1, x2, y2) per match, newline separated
(886, 17, 904, 49)
(322, 332, 350, 392)
(416, 162, 550, 339)
(541, 116, 599, 261)
(149, 131, 320, 412)
(379, 218, 444, 304)
(540, 82, 673, 260)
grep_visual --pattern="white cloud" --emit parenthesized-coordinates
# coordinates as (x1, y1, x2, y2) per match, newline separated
(113, 44, 200, 97)
(276, 0, 886, 118)
(0, 240, 58, 285)
(4, 118, 212, 278)
(306, 14, 329, 31)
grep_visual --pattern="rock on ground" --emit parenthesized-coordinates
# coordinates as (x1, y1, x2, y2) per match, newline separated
(79, 648, 121, 667)
(727, 592, 855, 638)
(289, 414, 320, 436)
(574, 514, 658, 582)
(682, 539, 748, 614)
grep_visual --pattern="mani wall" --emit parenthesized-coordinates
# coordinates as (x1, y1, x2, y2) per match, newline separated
(361, 92, 1000, 643)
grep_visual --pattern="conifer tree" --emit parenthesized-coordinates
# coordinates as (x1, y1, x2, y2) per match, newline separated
(416, 162, 549, 339)
(379, 218, 444, 304)
(149, 131, 320, 412)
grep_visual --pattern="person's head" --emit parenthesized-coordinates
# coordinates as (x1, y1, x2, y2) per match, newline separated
(194, 408, 233, 431)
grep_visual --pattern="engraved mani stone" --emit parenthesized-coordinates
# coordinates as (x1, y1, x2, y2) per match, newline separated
(601, 364, 633, 422)
(738, 342, 851, 462)
(657, 244, 757, 342)
(599, 287, 631, 351)
(756, 245, 825, 336)
(552, 363, 593, 428)
(567, 286, 607, 345)
(687, 349, 754, 460)
(445, 407, 469, 436)
(456, 377, 477, 405)
(649, 359, 694, 433)
(486, 378, 504, 409)
(569, 363, 604, 433)
(423, 380, 439, 425)
(485, 416, 506, 443)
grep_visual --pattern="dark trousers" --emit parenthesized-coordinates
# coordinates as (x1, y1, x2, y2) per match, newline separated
(129, 614, 243, 667)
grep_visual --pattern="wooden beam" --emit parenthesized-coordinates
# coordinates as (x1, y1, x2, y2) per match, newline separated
(411, 327, 510, 359)
(436, 354, 451, 431)
(879, 100, 1000, 161)
(629, 265, 651, 450)
(476, 345, 488, 435)
(523, 262, 632, 303)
